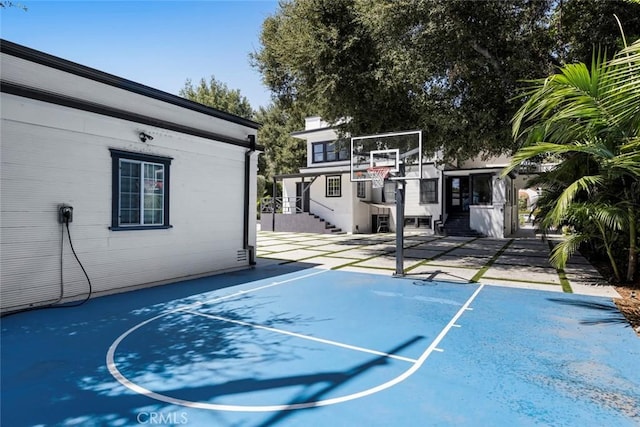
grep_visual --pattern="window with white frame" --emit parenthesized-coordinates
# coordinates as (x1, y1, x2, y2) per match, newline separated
(357, 181, 366, 198)
(110, 149, 172, 230)
(326, 175, 341, 197)
(420, 179, 438, 204)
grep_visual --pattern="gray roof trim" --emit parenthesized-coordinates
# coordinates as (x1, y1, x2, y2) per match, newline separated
(1, 81, 264, 150)
(0, 39, 261, 130)
(273, 168, 351, 180)
(290, 125, 337, 137)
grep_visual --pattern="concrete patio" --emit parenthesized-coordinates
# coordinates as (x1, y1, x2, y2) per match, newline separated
(256, 227, 620, 298)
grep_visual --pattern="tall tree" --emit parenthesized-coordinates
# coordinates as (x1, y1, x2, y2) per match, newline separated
(553, 0, 640, 65)
(179, 76, 254, 120)
(255, 100, 310, 181)
(252, 0, 556, 161)
(253, 0, 640, 163)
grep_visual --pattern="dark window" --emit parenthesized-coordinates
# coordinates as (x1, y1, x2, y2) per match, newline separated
(357, 181, 366, 198)
(312, 140, 349, 163)
(404, 217, 431, 228)
(110, 149, 172, 230)
(313, 143, 324, 163)
(326, 175, 341, 197)
(382, 181, 396, 203)
(420, 179, 438, 204)
(471, 174, 493, 205)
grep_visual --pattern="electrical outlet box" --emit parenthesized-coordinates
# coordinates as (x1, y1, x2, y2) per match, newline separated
(58, 205, 73, 223)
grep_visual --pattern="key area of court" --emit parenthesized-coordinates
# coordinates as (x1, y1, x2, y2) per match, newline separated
(2, 264, 639, 426)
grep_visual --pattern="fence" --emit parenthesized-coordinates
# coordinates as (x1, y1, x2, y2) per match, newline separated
(260, 197, 303, 214)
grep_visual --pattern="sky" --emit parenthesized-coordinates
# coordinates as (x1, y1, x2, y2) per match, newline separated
(0, 0, 280, 109)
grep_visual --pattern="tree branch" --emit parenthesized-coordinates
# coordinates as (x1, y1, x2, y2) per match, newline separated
(471, 41, 501, 72)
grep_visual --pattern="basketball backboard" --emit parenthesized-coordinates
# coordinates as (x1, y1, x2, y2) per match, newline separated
(350, 130, 422, 182)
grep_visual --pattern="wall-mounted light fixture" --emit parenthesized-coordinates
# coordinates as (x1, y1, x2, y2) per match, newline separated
(139, 132, 154, 143)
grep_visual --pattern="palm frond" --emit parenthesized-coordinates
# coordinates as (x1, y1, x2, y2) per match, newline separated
(547, 175, 604, 224)
(593, 205, 627, 231)
(550, 233, 591, 269)
(601, 39, 640, 128)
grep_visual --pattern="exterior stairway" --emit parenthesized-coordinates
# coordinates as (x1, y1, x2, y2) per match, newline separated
(310, 214, 345, 234)
(442, 212, 485, 237)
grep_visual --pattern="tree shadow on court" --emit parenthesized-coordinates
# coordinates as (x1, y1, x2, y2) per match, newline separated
(547, 298, 630, 326)
(249, 336, 425, 427)
(83, 303, 421, 427)
(0, 262, 329, 426)
(1, 289, 335, 426)
(113, 293, 334, 382)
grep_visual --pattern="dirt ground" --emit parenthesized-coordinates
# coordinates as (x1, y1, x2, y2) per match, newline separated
(614, 285, 640, 336)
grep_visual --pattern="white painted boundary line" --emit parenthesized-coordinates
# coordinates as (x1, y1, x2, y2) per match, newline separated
(107, 273, 484, 412)
(106, 270, 328, 402)
(180, 309, 417, 364)
(180, 270, 330, 311)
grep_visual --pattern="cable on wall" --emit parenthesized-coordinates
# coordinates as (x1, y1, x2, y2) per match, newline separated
(58, 215, 93, 308)
(1, 206, 93, 317)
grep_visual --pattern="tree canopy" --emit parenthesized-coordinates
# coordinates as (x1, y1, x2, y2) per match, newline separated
(179, 75, 254, 120)
(254, 100, 311, 180)
(252, 0, 640, 162)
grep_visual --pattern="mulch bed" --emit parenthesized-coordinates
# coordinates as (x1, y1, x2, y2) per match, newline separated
(614, 285, 640, 337)
(576, 247, 640, 337)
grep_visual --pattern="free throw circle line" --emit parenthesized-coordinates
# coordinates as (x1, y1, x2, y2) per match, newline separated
(179, 308, 418, 363)
(106, 271, 328, 399)
(107, 276, 483, 412)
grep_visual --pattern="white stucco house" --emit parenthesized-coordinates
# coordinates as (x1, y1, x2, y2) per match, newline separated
(0, 40, 262, 314)
(261, 117, 519, 238)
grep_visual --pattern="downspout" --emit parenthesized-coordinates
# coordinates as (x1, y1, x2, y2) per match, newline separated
(244, 134, 257, 265)
(272, 177, 277, 232)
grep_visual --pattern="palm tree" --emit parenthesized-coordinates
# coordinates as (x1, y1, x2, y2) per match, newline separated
(504, 38, 640, 283)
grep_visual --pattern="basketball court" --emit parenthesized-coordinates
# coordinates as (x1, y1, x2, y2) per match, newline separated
(2, 130, 638, 425)
(2, 262, 639, 426)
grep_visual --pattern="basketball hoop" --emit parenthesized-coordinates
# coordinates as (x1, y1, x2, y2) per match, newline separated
(367, 167, 390, 188)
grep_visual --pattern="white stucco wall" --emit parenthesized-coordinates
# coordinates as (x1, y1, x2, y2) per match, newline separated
(469, 175, 516, 238)
(1, 51, 258, 313)
(282, 173, 355, 233)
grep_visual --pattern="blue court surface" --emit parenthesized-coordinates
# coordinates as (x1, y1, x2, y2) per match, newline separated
(2, 263, 639, 426)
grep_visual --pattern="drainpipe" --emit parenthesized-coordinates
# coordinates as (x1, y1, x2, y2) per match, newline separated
(272, 177, 277, 232)
(395, 183, 405, 277)
(244, 134, 257, 265)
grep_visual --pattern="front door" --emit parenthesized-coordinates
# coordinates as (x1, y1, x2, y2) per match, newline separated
(295, 182, 310, 213)
(446, 177, 470, 213)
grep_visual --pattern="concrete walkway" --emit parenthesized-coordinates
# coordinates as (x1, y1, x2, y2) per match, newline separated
(257, 227, 620, 298)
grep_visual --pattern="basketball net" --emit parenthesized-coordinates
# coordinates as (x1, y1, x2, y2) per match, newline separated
(367, 167, 391, 188)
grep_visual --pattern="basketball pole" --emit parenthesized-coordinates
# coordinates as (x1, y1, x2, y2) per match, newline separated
(394, 165, 406, 277)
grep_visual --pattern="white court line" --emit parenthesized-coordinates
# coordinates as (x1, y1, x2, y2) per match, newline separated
(179, 269, 330, 311)
(107, 271, 328, 399)
(180, 309, 417, 364)
(107, 273, 485, 412)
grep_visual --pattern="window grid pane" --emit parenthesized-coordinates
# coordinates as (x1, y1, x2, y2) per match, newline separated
(143, 163, 164, 225)
(313, 144, 324, 163)
(119, 160, 141, 225)
(119, 159, 164, 226)
(420, 179, 438, 204)
(326, 142, 336, 161)
(327, 176, 341, 197)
